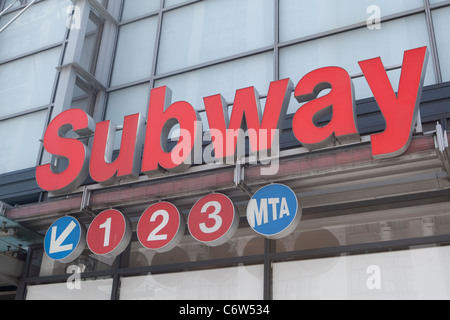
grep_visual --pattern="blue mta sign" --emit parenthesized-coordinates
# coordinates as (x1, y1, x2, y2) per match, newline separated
(246, 184, 301, 239)
(44, 216, 86, 263)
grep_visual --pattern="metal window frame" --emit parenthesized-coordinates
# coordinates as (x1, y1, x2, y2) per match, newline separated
(0, 0, 38, 34)
(0, 0, 72, 172)
(16, 232, 450, 300)
(101, 0, 450, 114)
(0, 0, 20, 19)
(424, 0, 443, 84)
(91, 0, 450, 157)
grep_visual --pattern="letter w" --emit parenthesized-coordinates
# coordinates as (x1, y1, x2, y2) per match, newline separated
(204, 79, 293, 163)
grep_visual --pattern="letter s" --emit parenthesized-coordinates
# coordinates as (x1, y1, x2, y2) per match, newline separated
(36, 109, 95, 195)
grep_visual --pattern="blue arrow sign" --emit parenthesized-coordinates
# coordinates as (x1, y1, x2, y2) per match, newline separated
(246, 184, 301, 239)
(44, 216, 86, 263)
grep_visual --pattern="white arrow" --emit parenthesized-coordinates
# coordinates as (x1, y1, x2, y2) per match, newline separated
(49, 221, 77, 254)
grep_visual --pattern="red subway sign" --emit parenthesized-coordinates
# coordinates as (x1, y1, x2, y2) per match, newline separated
(36, 47, 429, 195)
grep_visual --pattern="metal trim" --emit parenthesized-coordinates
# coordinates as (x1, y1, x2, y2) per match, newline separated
(424, 0, 443, 84)
(18, 234, 450, 300)
(0, 0, 37, 34)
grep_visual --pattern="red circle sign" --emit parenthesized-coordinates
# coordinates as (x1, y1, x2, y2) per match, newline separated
(137, 202, 185, 253)
(188, 193, 239, 247)
(87, 209, 131, 258)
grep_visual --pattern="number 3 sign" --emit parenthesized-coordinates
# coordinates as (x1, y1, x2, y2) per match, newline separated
(188, 193, 239, 247)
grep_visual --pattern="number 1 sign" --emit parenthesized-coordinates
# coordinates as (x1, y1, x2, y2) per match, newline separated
(87, 209, 132, 258)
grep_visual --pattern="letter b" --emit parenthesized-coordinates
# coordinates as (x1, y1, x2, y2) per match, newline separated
(141, 86, 202, 175)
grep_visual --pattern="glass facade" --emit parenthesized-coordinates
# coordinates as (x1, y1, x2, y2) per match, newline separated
(0, 0, 70, 175)
(0, 0, 450, 175)
(433, 6, 450, 81)
(273, 245, 450, 300)
(0, 0, 448, 175)
(21, 208, 450, 300)
(1, 0, 450, 301)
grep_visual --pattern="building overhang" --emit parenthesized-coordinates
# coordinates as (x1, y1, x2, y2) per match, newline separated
(4, 133, 450, 234)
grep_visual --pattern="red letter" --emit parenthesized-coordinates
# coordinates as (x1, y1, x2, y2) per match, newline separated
(204, 79, 293, 163)
(359, 47, 429, 159)
(36, 109, 95, 195)
(141, 86, 202, 175)
(292, 67, 359, 150)
(89, 113, 145, 186)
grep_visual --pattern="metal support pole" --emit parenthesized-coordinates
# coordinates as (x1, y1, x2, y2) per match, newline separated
(0, 0, 37, 34)
(0, 0, 19, 19)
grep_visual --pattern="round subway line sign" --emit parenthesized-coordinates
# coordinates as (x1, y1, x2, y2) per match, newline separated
(43, 184, 303, 261)
(44, 216, 86, 263)
(87, 209, 132, 258)
(188, 193, 240, 247)
(246, 184, 301, 239)
(137, 202, 185, 253)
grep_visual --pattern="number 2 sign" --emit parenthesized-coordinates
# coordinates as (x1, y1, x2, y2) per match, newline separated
(137, 202, 185, 253)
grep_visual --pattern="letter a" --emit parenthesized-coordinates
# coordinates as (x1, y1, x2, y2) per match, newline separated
(293, 67, 359, 150)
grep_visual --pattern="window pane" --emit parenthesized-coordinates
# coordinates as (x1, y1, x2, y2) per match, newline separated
(105, 83, 150, 150)
(120, 265, 264, 300)
(273, 246, 450, 300)
(164, 0, 187, 7)
(0, 0, 70, 61)
(2, 0, 20, 10)
(0, 110, 47, 174)
(0, 47, 61, 118)
(70, 78, 96, 115)
(281, 14, 433, 77)
(80, 35, 96, 72)
(121, 0, 160, 20)
(352, 69, 403, 100)
(279, 0, 424, 42)
(283, 69, 408, 115)
(280, 14, 435, 108)
(79, 13, 103, 74)
(26, 278, 113, 300)
(105, 83, 150, 122)
(157, 0, 274, 74)
(155, 52, 274, 112)
(110, 17, 158, 86)
(432, 7, 450, 82)
(127, 228, 264, 269)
